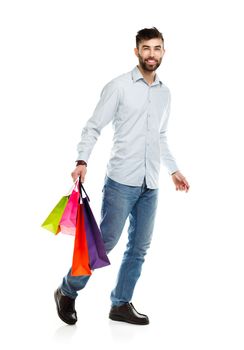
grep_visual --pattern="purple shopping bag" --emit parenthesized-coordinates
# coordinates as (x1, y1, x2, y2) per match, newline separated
(79, 178, 110, 269)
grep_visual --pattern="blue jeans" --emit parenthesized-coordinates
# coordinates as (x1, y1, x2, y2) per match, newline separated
(60, 175, 159, 306)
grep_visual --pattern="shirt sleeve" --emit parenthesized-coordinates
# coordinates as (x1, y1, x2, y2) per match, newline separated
(159, 91, 179, 174)
(76, 80, 120, 163)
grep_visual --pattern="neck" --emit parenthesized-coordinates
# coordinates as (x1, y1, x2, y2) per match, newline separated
(137, 64, 156, 85)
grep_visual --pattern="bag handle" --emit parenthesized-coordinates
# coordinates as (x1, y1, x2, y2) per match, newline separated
(78, 176, 90, 202)
(65, 178, 79, 196)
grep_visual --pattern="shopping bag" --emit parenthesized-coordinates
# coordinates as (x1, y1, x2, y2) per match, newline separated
(41, 196, 69, 234)
(79, 179, 110, 269)
(59, 180, 79, 236)
(71, 202, 92, 276)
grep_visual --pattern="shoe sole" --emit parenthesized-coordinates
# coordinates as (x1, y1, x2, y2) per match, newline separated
(109, 314, 149, 325)
(54, 290, 77, 325)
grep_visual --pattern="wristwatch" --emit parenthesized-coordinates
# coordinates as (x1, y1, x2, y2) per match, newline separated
(76, 160, 87, 167)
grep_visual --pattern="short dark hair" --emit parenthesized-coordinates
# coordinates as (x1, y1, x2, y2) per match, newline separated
(136, 27, 164, 49)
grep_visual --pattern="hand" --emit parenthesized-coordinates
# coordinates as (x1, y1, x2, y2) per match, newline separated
(71, 165, 87, 183)
(171, 171, 190, 192)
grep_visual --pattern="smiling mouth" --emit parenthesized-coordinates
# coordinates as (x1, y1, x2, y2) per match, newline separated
(146, 59, 157, 64)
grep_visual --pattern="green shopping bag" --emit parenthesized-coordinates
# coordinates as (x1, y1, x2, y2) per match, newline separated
(41, 195, 69, 235)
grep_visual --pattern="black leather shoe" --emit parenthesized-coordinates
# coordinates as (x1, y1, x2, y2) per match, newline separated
(109, 302, 149, 325)
(54, 288, 77, 325)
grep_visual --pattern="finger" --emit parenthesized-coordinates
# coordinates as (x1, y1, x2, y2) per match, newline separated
(182, 184, 187, 191)
(71, 172, 78, 182)
(183, 179, 189, 187)
(184, 184, 189, 192)
(178, 183, 183, 190)
(80, 176, 85, 183)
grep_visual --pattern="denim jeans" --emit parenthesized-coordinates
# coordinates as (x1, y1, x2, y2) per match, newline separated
(60, 175, 159, 306)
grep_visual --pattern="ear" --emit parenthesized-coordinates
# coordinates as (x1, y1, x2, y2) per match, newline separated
(134, 47, 139, 57)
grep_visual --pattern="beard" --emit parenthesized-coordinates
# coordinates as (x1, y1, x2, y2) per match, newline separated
(138, 53, 162, 72)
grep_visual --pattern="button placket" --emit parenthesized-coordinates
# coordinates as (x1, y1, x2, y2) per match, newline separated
(145, 86, 152, 184)
(147, 87, 152, 131)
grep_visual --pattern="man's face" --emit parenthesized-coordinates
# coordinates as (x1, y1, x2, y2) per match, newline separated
(134, 38, 165, 72)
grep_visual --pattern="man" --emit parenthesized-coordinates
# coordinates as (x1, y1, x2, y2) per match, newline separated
(54, 27, 190, 326)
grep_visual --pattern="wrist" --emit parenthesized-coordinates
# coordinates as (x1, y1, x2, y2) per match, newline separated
(76, 160, 87, 167)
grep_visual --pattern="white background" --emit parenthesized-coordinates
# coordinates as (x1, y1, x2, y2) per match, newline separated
(0, 0, 244, 349)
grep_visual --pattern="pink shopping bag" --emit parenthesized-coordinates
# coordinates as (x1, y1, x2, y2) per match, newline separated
(59, 180, 79, 235)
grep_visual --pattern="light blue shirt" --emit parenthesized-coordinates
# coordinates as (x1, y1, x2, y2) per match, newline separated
(77, 66, 179, 189)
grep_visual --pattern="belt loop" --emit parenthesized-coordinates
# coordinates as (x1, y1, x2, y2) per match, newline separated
(144, 178, 147, 190)
(141, 176, 146, 192)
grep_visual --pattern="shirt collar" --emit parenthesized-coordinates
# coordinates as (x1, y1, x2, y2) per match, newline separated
(131, 65, 162, 86)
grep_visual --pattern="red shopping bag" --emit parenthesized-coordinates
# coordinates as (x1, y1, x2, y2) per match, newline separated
(71, 202, 92, 276)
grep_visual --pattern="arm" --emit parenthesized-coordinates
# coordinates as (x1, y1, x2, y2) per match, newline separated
(160, 91, 190, 192)
(71, 81, 120, 182)
(76, 80, 120, 163)
(159, 91, 179, 175)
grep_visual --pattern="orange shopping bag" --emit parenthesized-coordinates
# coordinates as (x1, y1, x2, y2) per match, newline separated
(71, 202, 92, 276)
